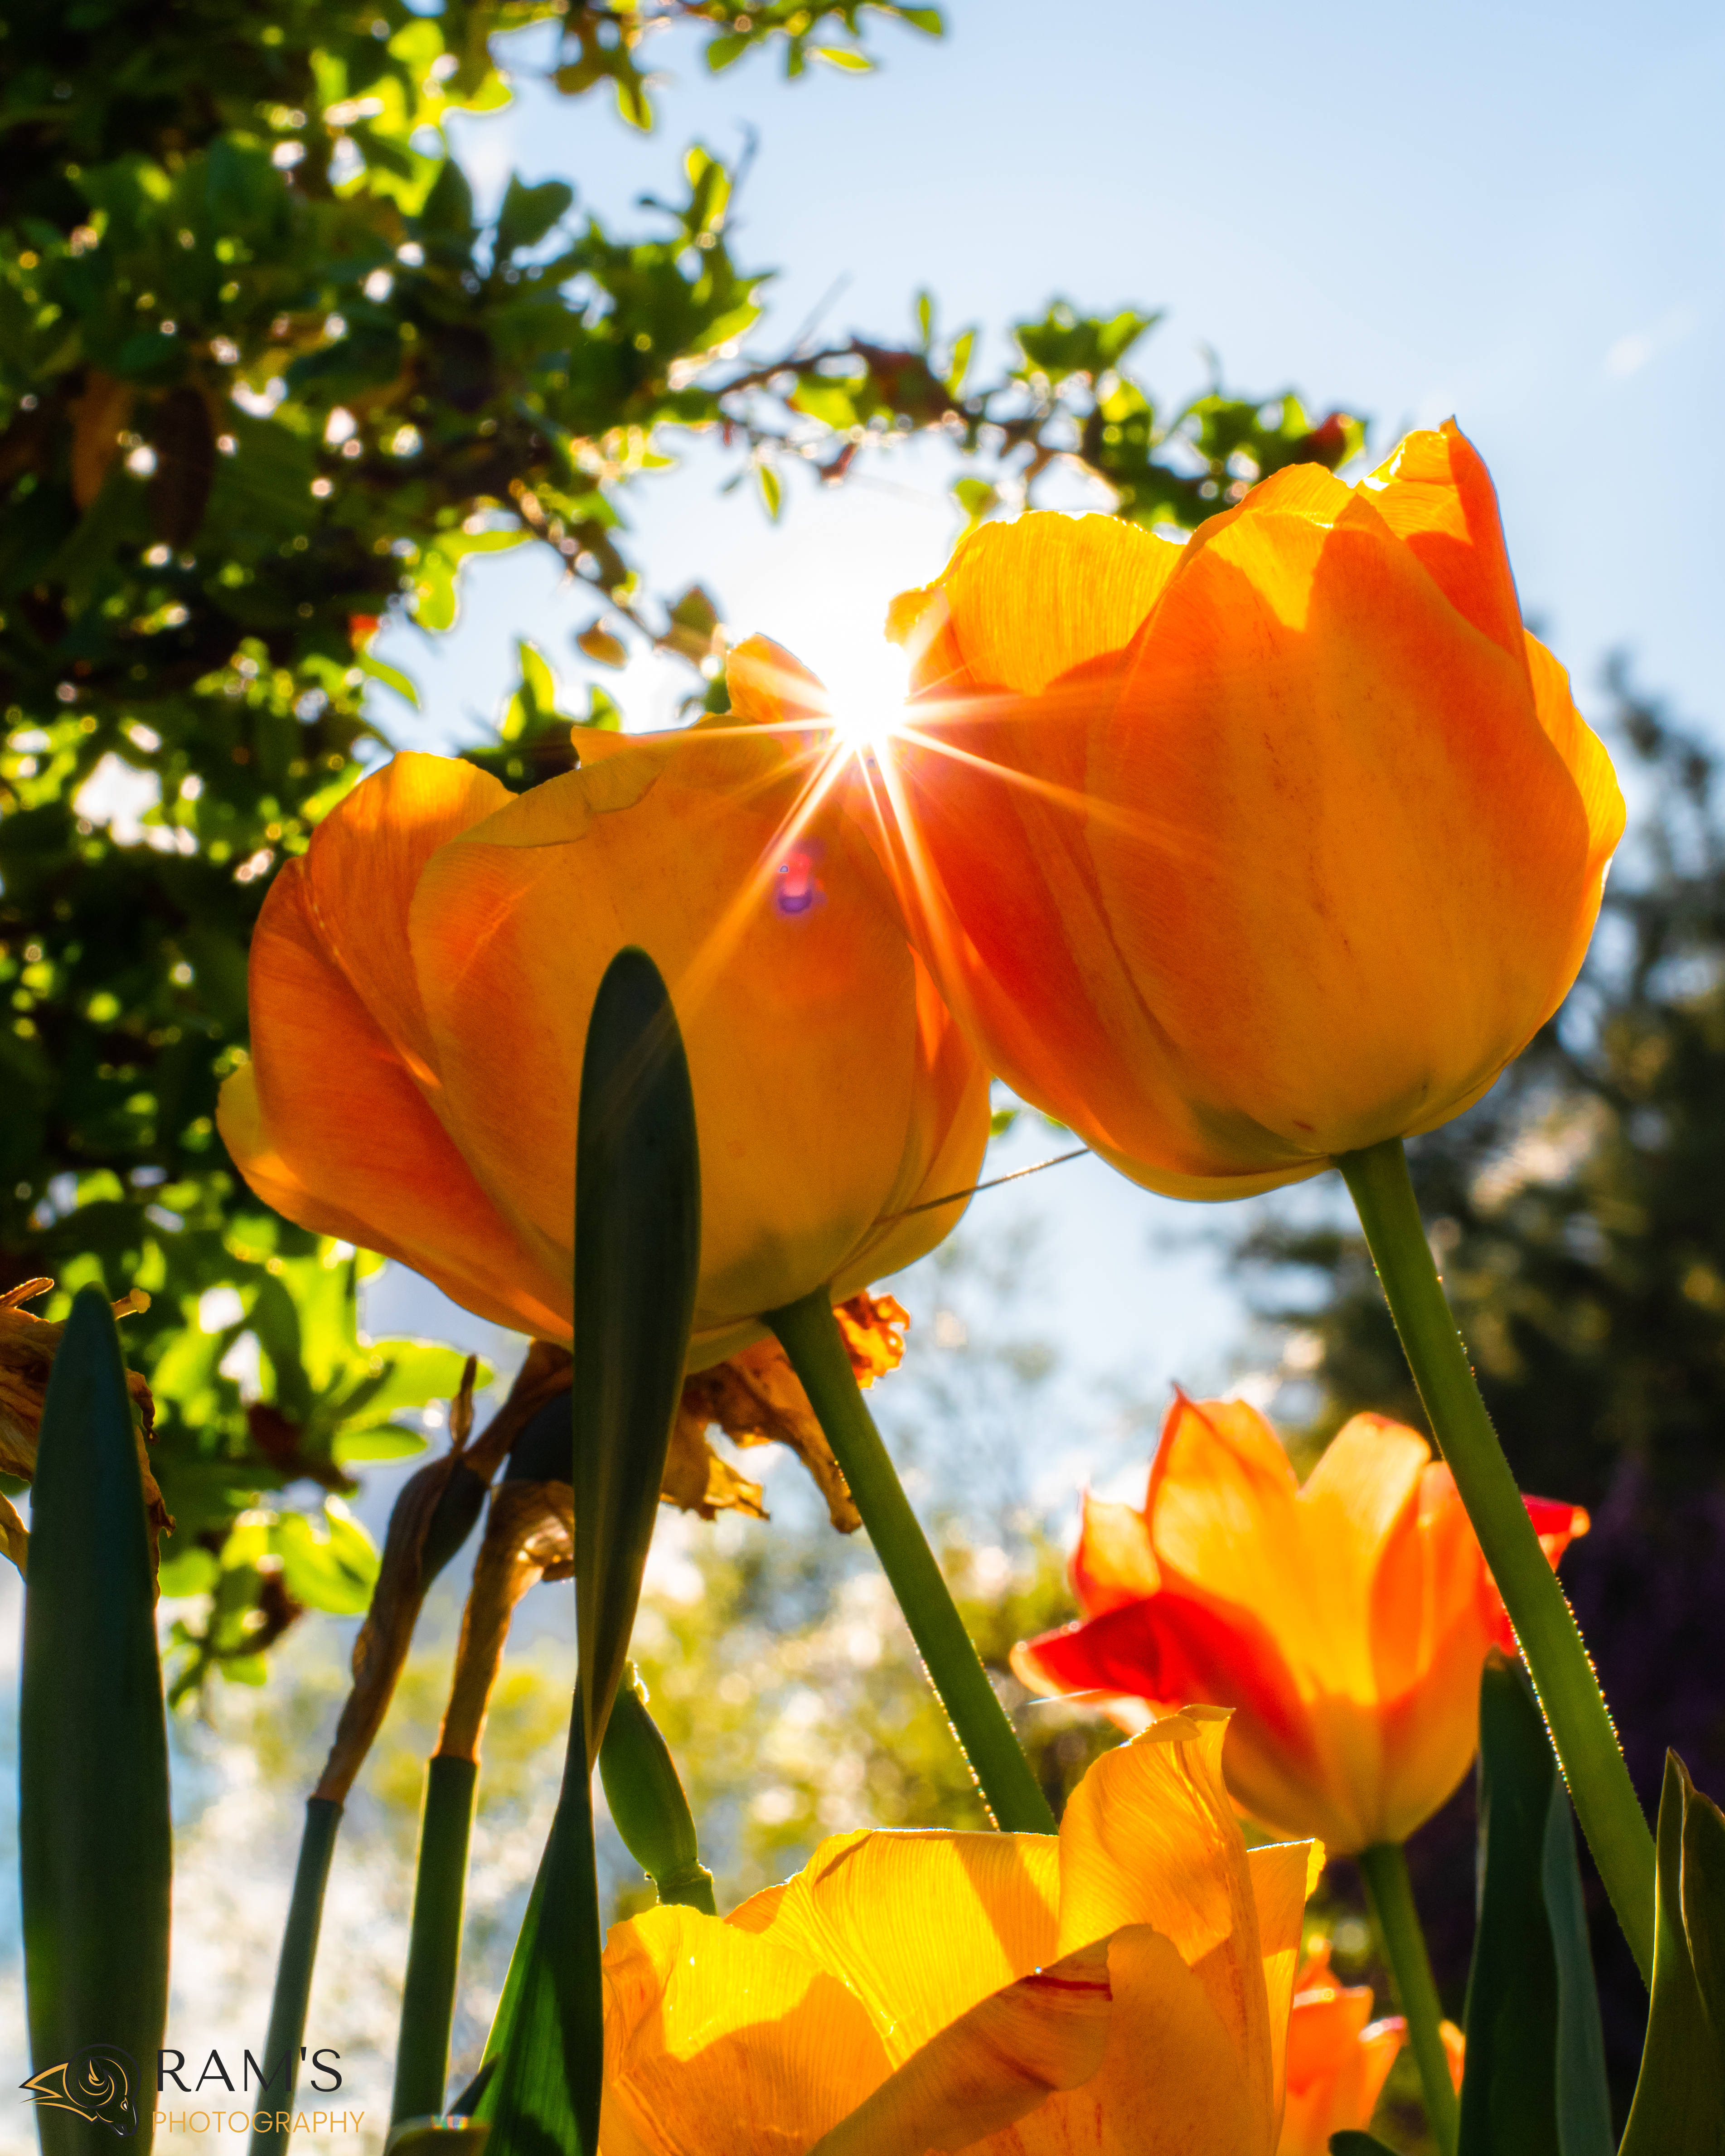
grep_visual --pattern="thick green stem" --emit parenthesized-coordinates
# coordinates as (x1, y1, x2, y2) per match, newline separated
(1338, 1137, 1655, 1984)
(766, 1289, 1057, 1835)
(249, 1797, 342, 2156)
(392, 1755, 479, 2124)
(1358, 1841, 1459, 2156)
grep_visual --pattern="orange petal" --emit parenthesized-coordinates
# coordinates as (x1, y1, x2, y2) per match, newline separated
(1071, 1491, 1159, 1617)
(407, 731, 945, 1344)
(807, 1937, 1112, 2156)
(1085, 472, 1602, 1175)
(216, 862, 565, 1338)
(1056, 1707, 1276, 2142)
(743, 1826, 1060, 2062)
(1354, 421, 1526, 661)
(890, 512, 1182, 697)
(299, 751, 512, 1081)
(601, 1904, 891, 2156)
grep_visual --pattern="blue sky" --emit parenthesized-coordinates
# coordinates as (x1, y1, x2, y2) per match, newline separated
(364, 0, 1725, 1458)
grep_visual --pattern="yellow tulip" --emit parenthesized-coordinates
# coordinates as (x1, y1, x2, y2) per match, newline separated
(601, 1706, 1319, 2155)
(864, 422, 1625, 1198)
(217, 673, 988, 1368)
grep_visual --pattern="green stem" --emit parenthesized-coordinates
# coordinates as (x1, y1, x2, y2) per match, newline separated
(1338, 1137, 1655, 1984)
(392, 1755, 479, 2124)
(249, 1796, 342, 2156)
(766, 1289, 1057, 1835)
(1358, 1841, 1459, 2156)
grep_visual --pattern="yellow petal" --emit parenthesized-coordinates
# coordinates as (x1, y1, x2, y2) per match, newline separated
(1056, 1709, 1274, 2141)
(892, 513, 1182, 697)
(1248, 1840, 1326, 2124)
(993, 1927, 1262, 2156)
(748, 1827, 1061, 2062)
(601, 1904, 890, 2156)
(808, 1937, 1112, 2156)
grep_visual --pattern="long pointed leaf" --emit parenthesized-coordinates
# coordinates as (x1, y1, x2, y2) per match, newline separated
(20, 1286, 171, 2156)
(1618, 1751, 1725, 2152)
(1458, 1655, 1611, 2156)
(572, 946, 701, 1763)
(478, 947, 700, 2156)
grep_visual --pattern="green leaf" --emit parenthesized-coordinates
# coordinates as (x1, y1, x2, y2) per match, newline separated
(361, 653, 422, 709)
(495, 176, 575, 259)
(479, 948, 700, 2156)
(1458, 1654, 1612, 2156)
(813, 44, 872, 69)
(271, 1501, 379, 1616)
(756, 460, 783, 522)
(20, 1287, 170, 2152)
(1619, 1751, 1725, 2151)
(331, 1425, 428, 1464)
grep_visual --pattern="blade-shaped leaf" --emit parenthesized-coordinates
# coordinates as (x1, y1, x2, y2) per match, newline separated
(476, 947, 700, 2156)
(1458, 1654, 1612, 2156)
(21, 1286, 171, 2156)
(1618, 1750, 1725, 2152)
(572, 946, 700, 1767)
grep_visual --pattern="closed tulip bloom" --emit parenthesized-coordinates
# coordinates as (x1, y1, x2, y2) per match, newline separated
(867, 422, 1624, 1198)
(601, 1705, 1319, 2156)
(1276, 1945, 1405, 2156)
(217, 648, 988, 1368)
(1013, 1396, 1589, 1852)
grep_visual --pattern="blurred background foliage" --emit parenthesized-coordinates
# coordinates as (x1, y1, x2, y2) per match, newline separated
(0, 0, 1357, 1678)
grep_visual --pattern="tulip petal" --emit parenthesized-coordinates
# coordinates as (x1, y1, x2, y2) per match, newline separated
(726, 634, 834, 731)
(1249, 1839, 1327, 2122)
(299, 751, 513, 1080)
(1356, 422, 1526, 661)
(409, 733, 928, 1349)
(1085, 476, 1600, 1170)
(1057, 1710, 1276, 2141)
(216, 863, 566, 1338)
(1070, 1492, 1159, 1618)
(888, 513, 1183, 698)
(807, 1937, 1113, 2156)
(601, 1905, 891, 2156)
(745, 1827, 1061, 2060)
(1003, 1926, 1263, 2156)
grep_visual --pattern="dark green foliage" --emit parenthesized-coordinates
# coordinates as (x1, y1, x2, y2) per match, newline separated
(1618, 1751, 1725, 2154)
(20, 1287, 170, 2156)
(1458, 1656, 1612, 2156)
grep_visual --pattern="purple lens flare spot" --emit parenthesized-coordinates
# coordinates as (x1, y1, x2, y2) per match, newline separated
(775, 847, 818, 915)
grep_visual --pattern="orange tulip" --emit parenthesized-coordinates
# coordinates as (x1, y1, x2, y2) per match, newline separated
(217, 666, 988, 1368)
(1276, 1944, 1405, 2156)
(601, 1705, 1320, 2155)
(861, 422, 1624, 1198)
(1013, 1395, 1589, 1851)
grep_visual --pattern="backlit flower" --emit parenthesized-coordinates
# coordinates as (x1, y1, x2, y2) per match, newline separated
(862, 423, 1624, 1198)
(601, 1705, 1319, 2155)
(1013, 1395, 1589, 1851)
(217, 690, 987, 1370)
